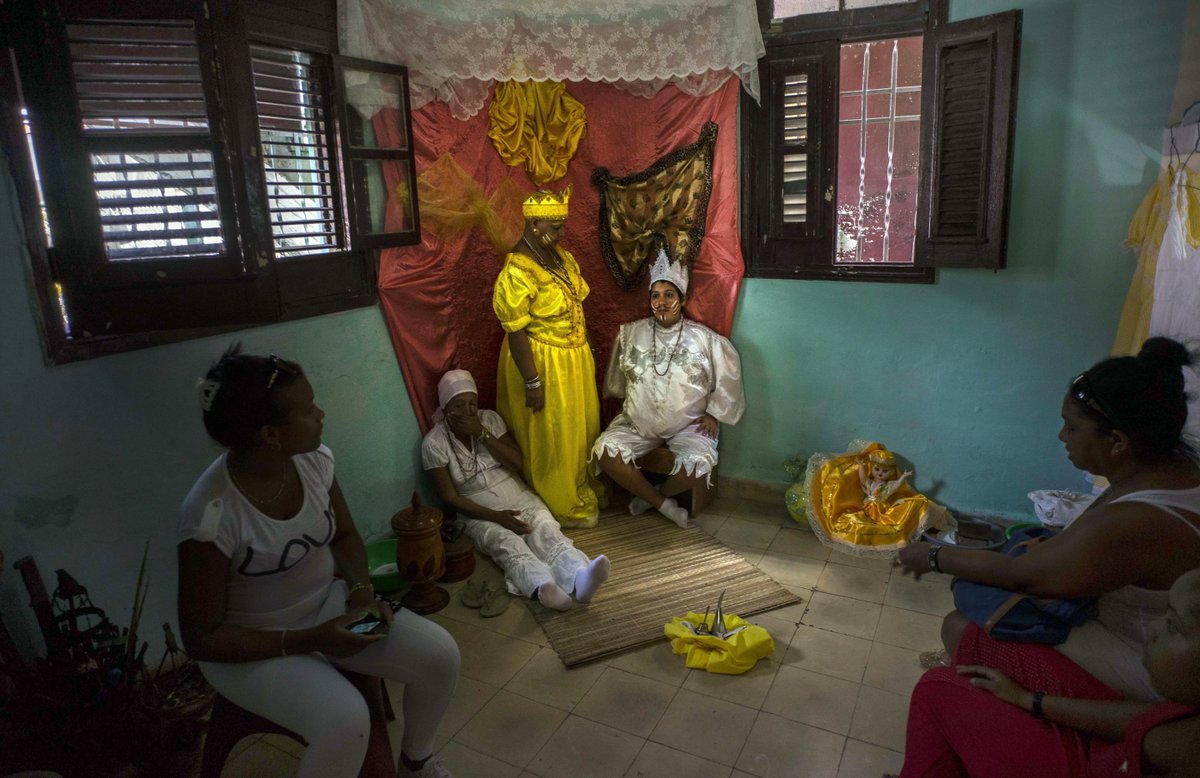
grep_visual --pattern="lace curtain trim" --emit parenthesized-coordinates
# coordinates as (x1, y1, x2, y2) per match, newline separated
(339, 0, 765, 120)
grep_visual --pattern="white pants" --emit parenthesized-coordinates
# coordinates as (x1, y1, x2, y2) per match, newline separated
(591, 413, 719, 486)
(199, 581, 460, 778)
(461, 476, 590, 597)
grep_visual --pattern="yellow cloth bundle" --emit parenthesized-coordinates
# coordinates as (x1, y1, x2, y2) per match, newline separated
(663, 612, 774, 675)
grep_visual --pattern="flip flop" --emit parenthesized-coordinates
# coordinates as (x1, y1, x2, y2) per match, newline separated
(460, 576, 489, 609)
(479, 586, 512, 618)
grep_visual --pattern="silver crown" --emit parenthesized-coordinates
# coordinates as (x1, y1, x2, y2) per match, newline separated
(649, 247, 689, 295)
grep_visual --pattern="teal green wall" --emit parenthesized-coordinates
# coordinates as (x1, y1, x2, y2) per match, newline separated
(0, 0, 1189, 659)
(722, 0, 1191, 518)
(0, 240, 426, 656)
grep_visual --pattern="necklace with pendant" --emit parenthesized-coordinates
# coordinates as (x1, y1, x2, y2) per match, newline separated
(523, 238, 577, 298)
(651, 318, 685, 376)
(229, 459, 289, 505)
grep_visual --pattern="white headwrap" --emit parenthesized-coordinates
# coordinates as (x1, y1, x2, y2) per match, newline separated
(437, 369, 477, 408)
(649, 247, 689, 295)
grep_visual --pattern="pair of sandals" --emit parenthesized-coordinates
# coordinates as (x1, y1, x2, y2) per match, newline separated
(460, 575, 511, 617)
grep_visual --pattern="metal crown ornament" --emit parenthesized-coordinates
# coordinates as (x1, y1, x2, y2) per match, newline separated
(649, 247, 689, 295)
(521, 186, 571, 219)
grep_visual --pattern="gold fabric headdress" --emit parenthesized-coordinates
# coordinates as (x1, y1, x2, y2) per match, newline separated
(522, 186, 571, 219)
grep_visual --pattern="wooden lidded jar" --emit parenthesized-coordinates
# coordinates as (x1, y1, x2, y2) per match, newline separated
(390, 493, 449, 614)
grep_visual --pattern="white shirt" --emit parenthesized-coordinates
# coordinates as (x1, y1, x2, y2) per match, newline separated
(421, 410, 515, 496)
(603, 317, 745, 438)
(177, 445, 337, 629)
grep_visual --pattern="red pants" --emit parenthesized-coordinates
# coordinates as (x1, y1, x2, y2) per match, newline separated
(899, 624, 1122, 777)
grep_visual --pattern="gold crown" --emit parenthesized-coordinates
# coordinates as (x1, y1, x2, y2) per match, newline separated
(868, 449, 896, 466)
(522, 186, 571, 219)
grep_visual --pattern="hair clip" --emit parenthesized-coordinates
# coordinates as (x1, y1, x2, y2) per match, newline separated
(196, 378, 221, 412)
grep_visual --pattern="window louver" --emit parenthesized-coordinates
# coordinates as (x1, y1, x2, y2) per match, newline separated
(67, 20, 223, 261)
(781, 73, 808, 223)
(251, 46, 339, 257)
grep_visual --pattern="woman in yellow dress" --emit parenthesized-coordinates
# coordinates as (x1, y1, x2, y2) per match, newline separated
(492, 188, 603, 528)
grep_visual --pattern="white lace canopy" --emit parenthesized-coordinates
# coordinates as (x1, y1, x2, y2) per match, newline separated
(338, 0, 766, 120)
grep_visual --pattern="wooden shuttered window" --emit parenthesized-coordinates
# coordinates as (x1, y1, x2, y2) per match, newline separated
(743, 7, 1021, 280)
(914, 10, 1020, 269)
(6, 0, 420, 358)
(744, 41, 838, 277)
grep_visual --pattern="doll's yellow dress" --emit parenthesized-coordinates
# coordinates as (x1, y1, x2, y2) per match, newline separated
(494, 248, 603, 527)
(789, 441, 950, 556)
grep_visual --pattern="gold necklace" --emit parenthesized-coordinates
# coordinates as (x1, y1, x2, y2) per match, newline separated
(522, 238, 577, 298)
(229, 459, 288, 505)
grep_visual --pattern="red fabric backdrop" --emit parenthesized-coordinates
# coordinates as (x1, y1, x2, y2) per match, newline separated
(378, 78, 745, 433)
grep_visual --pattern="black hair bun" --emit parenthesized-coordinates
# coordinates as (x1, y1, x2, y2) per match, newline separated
(1137, 337, 1192, 371)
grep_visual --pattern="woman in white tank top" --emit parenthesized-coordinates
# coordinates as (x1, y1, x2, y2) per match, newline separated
(896, 337, 1200, 701)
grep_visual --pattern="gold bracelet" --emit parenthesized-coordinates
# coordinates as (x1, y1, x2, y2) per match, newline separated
(281, 628, 288, 657)
(347, 581, 374, 600)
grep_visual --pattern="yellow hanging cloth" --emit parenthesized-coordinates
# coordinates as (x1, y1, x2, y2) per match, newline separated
(487, 81, 587, 186)
(1112, 166, 1200, 355)
(663, 612, 774, 675)
(416, 152, 524, 254)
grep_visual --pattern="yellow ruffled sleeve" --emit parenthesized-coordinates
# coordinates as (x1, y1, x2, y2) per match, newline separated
(493, 255, 536, 333)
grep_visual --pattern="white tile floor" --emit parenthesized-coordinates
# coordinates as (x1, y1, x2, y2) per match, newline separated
(218, 496, 954, 778)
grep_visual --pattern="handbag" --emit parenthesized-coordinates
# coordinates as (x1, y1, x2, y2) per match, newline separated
(950, 526, 1094, 644)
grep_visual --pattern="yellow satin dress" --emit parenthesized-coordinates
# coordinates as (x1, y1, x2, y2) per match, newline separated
(795, 442, 949, 555)
(493, 248, 603, 527)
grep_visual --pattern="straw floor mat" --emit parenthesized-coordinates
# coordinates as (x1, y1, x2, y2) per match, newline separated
(528, 512, 802, 666)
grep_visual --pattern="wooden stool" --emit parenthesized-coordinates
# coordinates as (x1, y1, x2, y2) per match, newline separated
(199, 672, 395, 778)
(635, 447, 717, 517)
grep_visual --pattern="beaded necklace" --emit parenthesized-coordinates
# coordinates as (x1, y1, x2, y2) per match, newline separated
(522, 238, 577, 298)
(651, 317, 686, 376)
(444, 422, 483, 481)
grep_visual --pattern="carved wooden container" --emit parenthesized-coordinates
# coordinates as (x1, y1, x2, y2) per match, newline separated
(390, 493, 448, 614)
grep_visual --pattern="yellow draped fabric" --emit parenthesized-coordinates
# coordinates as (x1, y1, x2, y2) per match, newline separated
(487, 81, 587, 186)
(795, 441, 950, 556)
(1112, 166, 1200, 355)
(664, 612, 774, 675)
(416, 152, 524, 254)
(493, 249, 603, 527)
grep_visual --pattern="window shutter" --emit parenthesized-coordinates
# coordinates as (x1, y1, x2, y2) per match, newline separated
(332, 55, 421, 251)
(12, 0, 269, 337)
(913, 10, 1020, 269)
(745, 40, 838, 277)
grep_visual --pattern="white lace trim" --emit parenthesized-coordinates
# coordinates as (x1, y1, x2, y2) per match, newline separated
(339, 0, 765, 120)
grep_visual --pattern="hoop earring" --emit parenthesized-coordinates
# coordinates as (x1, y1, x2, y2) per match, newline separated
(532, 228, 540, 235)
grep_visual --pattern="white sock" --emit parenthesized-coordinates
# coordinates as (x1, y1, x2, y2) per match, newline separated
(537, 581, 573, 611)
(658, 497, 692, 529)
(629, 496, 652, 515)
(573, 554, 611, 603)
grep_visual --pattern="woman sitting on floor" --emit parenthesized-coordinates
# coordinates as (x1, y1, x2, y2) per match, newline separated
(894, 566, 1200, 777)
(592, 248, 745, 528)
(896, 337, 1200, 702)
(178, 346, 460, 778)
(422, 369, 610, 612)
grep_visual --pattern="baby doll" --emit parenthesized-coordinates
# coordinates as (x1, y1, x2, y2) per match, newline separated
(858, 449, 912, 505)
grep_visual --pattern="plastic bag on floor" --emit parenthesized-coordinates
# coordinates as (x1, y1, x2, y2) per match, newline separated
(1028, 489, 1095, 528)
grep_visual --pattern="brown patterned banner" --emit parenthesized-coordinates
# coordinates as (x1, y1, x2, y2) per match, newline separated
(591, 121, 717, 290)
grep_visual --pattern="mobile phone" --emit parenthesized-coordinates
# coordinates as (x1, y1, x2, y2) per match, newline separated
(347, 614, 387, 635)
